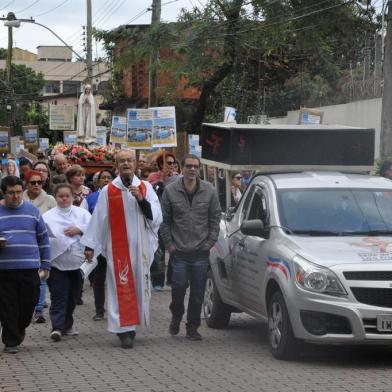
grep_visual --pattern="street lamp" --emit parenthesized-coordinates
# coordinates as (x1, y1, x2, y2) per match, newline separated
(2, 12, 21, 83)
(0, 13, 85, 130)
(3, 13, 20, 28)
(1, 14, 85, 62)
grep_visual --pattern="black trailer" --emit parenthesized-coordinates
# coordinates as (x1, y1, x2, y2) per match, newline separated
(200, 123, 375, 208)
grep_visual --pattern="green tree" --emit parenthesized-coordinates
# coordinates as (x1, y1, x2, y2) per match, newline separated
(0, 64, 45, 134)
(0, 48, 7, 60)
(95, 0, 378, 129)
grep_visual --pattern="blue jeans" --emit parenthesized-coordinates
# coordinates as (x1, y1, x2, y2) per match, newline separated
(35, 278, 47, 314)
(169, 254, 208, 328)
(47, 267, 83, 332)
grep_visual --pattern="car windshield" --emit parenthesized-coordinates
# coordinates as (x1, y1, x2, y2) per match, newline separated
(277, 188, 392, 236)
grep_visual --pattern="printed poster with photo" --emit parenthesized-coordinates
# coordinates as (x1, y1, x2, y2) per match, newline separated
(63, 131, 77, 145)
(298, 107, 324, 125)
(0, 127, 10, 153)
(96, 126, 107, 145)
(110, 116, 127, 144)
(151, 106, 177, 148)
(188, 134, 202, 158)
(16, 142, 25, 153)
(22, 125, 39, 148)
(39, 138, 50, 150)
(127, 109, 153, 149)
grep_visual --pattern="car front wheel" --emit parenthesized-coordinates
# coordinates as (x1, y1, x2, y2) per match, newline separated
(203, 270, 231, 328)
(268, 290, 299, 360)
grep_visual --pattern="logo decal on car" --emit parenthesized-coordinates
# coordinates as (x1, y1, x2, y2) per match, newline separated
(350, 237, 392, 253)
(350, 237, 392, 261)
(267, 256, 291, 280)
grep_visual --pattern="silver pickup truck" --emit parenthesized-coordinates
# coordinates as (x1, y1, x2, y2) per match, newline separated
(204, 171, 392, 359)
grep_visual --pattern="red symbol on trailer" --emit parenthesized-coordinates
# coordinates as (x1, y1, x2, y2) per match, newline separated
(352, 140, 363, 154)
(205, 131, 223, 154)
(238, 134, 246, 153)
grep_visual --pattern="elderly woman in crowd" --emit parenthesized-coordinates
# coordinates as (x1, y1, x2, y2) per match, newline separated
(33, 161, 53, 195)
(147, 153, 179, 191)
(23, 170, 57, 323)
(43, 183, 91, 342)
(23, 170, 56, 214)
(3, 159, 19, 177)
(81, 169, 114, 321)
(65, 164, 91, 207)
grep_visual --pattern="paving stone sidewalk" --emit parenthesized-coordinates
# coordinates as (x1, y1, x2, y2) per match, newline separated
(1, 285, 392, 392)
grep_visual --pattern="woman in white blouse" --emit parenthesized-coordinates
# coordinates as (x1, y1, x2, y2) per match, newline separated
(43, 183, 91, 342)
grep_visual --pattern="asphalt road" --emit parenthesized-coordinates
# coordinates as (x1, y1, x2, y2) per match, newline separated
(1, 285, 392, 392)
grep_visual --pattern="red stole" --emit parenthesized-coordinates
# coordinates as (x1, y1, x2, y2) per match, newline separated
(107, 181, 146, 327)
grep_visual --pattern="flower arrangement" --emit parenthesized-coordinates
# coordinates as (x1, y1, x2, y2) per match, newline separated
(52, 144, 115, 163)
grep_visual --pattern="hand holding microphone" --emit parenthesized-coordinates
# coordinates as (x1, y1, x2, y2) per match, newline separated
(129, 186, 143, 201)
(122, 176, 143, 201)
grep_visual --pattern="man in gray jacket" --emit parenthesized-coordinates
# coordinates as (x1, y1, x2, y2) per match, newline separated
(160, 154, 221, 340)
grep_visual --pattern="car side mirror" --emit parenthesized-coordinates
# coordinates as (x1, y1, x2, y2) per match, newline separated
(240, 219, 268, 237)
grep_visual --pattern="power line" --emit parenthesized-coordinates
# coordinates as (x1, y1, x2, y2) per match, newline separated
(32, 0, 71, 18)
(63, 0, 121, 47)
(0, 0, 15, 11)
(93, 0, 120, 24)
(202, 0, 355, 39)
(179, 0, 338, 34)
(15, 0, 41, 14)
(162, 0, 181, 6)
(65, 0, 124, 52)
(94, 0, 128, 28)
(124, 8, 151, 25)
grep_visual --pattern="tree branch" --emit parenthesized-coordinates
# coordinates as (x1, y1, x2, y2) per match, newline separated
(189, 0, 244, 132)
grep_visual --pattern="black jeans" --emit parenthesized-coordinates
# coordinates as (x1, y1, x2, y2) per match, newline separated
(47, 267, 83, 332)
(92, 255, 107, 315)
(0, 269, 40, 347)
(169, 254, 209, 328)
(150, 232, 165, 287)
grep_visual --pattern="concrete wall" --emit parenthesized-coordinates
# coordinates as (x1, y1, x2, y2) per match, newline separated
(37, 46, 72, 61)
(13, 48, 37, 61)
(269, 98, 382, 158)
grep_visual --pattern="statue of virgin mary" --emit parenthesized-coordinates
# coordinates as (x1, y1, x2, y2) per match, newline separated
(77, 84, 97, 143)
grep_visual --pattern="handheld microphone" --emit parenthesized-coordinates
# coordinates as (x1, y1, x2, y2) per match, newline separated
(121, 176, 132, 188)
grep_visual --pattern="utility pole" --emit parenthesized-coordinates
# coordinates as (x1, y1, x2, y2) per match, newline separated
(86, 0, 93, 85)
(3, 12, 19, 130)
(381, 1, 392, 158)
(6, 22, 13, 128)
(148, 0, 161, 107)
(6, 21, 12, 83)
(375, 33, 382, 80)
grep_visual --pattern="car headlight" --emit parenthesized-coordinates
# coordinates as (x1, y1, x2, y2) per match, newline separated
(293, 255, 347, 296)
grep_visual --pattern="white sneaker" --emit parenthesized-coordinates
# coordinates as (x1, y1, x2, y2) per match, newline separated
(63, 328, 79, 336)
(50, 330, 61, 342)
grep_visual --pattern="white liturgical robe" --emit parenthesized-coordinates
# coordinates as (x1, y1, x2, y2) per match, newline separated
(81, 175, 162, 333)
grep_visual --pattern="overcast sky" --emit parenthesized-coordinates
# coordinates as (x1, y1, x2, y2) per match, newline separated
(0, 0, 203, 57)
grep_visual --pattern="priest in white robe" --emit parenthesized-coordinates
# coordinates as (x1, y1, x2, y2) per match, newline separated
(81, 149, 162, 348)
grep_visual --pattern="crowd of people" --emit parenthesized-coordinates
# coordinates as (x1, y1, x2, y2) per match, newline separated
(0, 147, 254, 354)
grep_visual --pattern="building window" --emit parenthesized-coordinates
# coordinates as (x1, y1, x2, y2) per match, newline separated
(63, 81, 81, 94)
(44, 81, 60, 94)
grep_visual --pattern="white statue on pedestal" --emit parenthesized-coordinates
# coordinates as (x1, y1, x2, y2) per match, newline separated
(77, 84, 97, 143)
